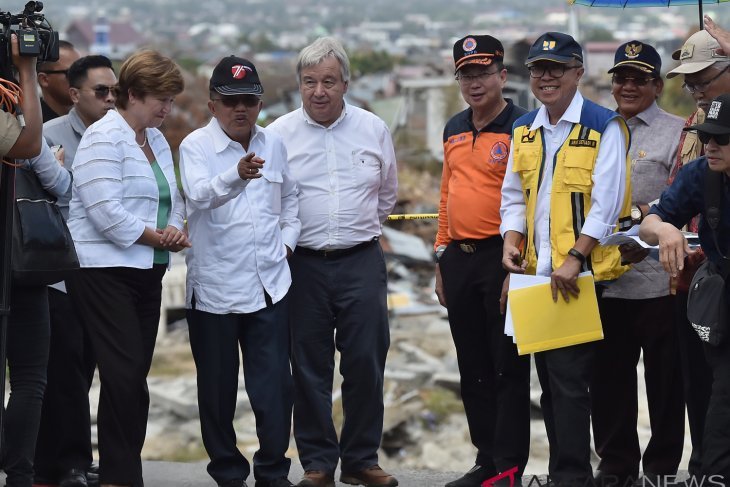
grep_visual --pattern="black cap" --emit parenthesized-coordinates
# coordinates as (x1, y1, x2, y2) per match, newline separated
(685, 94, 730, 135)
(608, 41, 661, 78)
(453, 35, 504, 73)
(209, 56, 263, 96)
(526, 32, 583, 65)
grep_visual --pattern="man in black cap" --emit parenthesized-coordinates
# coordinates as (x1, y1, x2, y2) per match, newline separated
(179, 55, 301, 487)
(434, 34, 530, 487)
(500, 32, 632, 486)
(641, 92, 730, 483)
(590, 41, 686, 486)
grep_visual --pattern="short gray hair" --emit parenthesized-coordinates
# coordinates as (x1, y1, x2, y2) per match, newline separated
(296, 37, 350, 84)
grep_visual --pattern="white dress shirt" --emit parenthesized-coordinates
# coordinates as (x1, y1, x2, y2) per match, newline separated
(68, 109, 186, 269)
(500, 91, 627, 277)
(267, 102, 398, 250)
(180, 118, 300, 314)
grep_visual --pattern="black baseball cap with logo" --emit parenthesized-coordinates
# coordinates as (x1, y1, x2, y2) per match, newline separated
(453, 35, 504, 73)
(608, 40, 661, 78)
(209, 55, 263, 96)
(685, 93, 730, 135)
(526, 32, 583, 65)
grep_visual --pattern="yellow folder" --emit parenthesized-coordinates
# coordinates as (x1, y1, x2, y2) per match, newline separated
(508, 273, 603, 355)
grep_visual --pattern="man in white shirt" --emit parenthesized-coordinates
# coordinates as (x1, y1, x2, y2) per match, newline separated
(179, 56, 300, 487)
(500, 32, 631, 486)
(268, 37, 398, 487)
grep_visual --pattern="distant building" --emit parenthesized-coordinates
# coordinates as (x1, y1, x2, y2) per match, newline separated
(66, 18, 145, 59)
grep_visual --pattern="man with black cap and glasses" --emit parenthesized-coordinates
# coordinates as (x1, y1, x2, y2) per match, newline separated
(500, 32, 631, 486)
(661, 24, 730, 478)
(179, 55, 300, 487)
(435, 34, 530, 487)
(640, 93, 730, 484)
(590, 40, 686, 487)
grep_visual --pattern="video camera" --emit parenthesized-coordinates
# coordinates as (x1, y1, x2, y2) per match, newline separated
(0, 1, 59, 79)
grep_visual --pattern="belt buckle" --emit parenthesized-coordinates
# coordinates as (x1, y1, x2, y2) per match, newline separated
(459, 243, 476, 254)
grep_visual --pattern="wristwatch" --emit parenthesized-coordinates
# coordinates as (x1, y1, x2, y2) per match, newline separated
(568, 247, 586, 264)
(435, 245, 447, 260)
(631, 204, 643, 224)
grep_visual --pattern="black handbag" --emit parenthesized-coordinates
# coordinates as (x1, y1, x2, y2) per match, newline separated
(686, 168, 730, 346)
(11, 166, 79, 285)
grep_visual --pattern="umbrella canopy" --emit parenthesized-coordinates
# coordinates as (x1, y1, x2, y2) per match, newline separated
(569, 0, 730, 28)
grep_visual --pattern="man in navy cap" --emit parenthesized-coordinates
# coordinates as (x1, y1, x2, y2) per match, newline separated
(500, 32, 632, 486)
(179, 55, 300, 487)
(435, 34, 530, 487)
(591, 41, 686, 486)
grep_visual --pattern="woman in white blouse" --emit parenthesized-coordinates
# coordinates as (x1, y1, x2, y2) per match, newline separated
(66, 50, 190, 487)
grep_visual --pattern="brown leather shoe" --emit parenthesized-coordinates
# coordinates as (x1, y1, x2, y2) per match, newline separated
(296, 471, 335, 487)
(340, 465, 398, 487)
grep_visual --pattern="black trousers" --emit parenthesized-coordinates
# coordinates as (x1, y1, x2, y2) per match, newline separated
(535, 334, 596, 486)
(187, 295, 293, 486)
(34, 287, 95, 482)
(675, 290, 713, 476)
(701, 337, 730, 481)
(439, 238, 530, 476)
(289, 242, 389, 476)
(2, 283, 49, 487)
(591, 295, 684, 477)
(67, 265, 166, 487)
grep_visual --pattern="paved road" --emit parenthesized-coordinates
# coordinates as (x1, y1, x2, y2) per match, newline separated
(142, 461, 464, 487)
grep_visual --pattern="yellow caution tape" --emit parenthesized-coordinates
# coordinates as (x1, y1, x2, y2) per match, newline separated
(386, 213, 438, 221)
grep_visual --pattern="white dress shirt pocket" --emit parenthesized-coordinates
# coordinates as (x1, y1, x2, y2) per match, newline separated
(262, 169, 283, 214)
(351, 150, 381, 187)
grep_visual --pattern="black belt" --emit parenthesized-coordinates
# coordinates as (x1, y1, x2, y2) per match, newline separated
(295, 238, 378, 259)
(451, 236, 502, 254)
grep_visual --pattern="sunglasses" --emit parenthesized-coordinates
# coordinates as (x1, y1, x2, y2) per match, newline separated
(612, 74, 654, 86)
(682, 66, 730, 94)
(698, 131, 730, 146)
(84, 85, 116, 99)
(211, 95, 261, 108)
(527, 65, 578, 79)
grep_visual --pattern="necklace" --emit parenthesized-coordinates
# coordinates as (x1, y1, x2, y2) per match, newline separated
(136, 131, 147, 148)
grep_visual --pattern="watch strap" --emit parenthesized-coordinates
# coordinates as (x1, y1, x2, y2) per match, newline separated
(568, 247, 586, 264)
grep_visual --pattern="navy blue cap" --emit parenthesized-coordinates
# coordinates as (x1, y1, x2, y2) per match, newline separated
(608, 41, 661, 78)
(526, 32, 583, 65)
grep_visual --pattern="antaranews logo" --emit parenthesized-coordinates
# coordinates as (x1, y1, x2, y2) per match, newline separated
(480, 473, 727, 487)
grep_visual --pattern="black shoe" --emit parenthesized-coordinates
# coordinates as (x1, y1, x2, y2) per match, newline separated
(445, 465, 497, 487)
(86, 464, 99, 487)
(256, 478, 295, 487)
(59, 469, 88, 487)
(219, 480, 246, 487)
(594, 471, 636, 487)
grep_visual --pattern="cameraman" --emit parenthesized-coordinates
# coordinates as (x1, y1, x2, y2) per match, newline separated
(3, 33, 62, 487)
(2, 33, 42, 159)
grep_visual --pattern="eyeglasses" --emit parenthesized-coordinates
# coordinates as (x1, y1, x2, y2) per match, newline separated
(698, 131, 730, 146)
(612, 74, 654, 87)
(682, 66, 730, 94)
(455, 70, 499, 84)
(40, 69, 68, 76)
(211, 95, 261, 108)
(301, 78, 339, 91)
(528, 65, 578, 79)
(81, 85, 116, 99)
